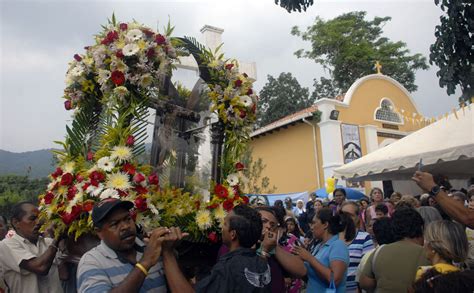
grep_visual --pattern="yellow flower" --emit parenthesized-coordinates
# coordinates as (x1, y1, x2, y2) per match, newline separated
(213, 205, 226, 223)
(81, 80, 95, 93)
(113, 86, 129, 97)
(116, 39, 126, 49)
(110, 146, 132, 163)
(106, 172, 131, 190)
(195, 210, 212, 230)
(137, 39, 146, 50)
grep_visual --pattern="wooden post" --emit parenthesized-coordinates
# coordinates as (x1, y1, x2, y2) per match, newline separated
(210, 120, 225, 184)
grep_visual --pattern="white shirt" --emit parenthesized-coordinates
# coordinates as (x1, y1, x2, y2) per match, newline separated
(0, 234, 62, 293)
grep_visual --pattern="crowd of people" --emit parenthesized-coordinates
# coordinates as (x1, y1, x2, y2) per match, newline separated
(0, 171, 473, 292)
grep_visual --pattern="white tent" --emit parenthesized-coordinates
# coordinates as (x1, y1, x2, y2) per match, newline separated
(334, 106, 474, 181)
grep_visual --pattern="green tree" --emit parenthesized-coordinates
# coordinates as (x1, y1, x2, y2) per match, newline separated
(430, 0, 473, 104)
(257, 72, 314, 127)
(292, 11, 429, 96)
(275, 0, 314, 13)
(241, 150, 276, 194)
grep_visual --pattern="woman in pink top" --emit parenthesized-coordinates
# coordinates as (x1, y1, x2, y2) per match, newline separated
(365, 188, 384, 225)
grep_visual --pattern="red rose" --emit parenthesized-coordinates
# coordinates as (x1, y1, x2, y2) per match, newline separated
(60, 205, 81, 225)
(207, 203, 219, 210)
(135, 185, 148, 195)
(60, 173, 74, 186)
(133, 173, 146, 184)
(232, 185, 240, 196)
(134, 197, 148, 212)
(239, 110, 247, 119)
(242, 195, 250, 204)
(126, 135, 135, 146)
(155, 34, 166, 45)
(67, 186, 77, 200)
(122, 163, 136, 175)
(111, 70, 125, 86)
(115, 50, 124, 59)
(101, 31, 119, 45)
(83, 201, 94, 212)
(208, 231, 218, 243)
(118, 190, 128, 197)
(73, 54, 82, 62)
(235, 162, 244, 171)
(223, 199, 234, 211)
(234, 79, 242, 87)
(119, 23, 128, 31)
(44, 192, 54, 204)
(60, 212, 74, 225)
(246, 89, 253, 95)
(51, 167, 63, 179)
(142, 29, 154, 38)
(225, 64, 234, 70)
(148, 173, 159, 185)
(76, 174, 84, 182)
(214, 184, 228, 199)
(86, 151, 94, 161)
(89, 171, 105, 182)
(146, 48, 155, 58)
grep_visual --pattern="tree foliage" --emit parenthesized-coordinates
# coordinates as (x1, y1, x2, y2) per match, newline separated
(0, 175, 48, 220)
(241, 149, 276, 194)
(275, 0, 314, 13)
(292, 11, 429, 96)
(257, 72, 314, 127)
(430, 0, 473, 103)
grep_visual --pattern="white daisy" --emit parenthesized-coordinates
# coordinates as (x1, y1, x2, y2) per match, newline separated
(100, 188, 119, 199)
(239, 95, 253, 107)
(126, 29, 143, 41)
(97, 156, 115, 172)
(97, 69, 111, 85)
(88, 183, 104, 197)
(110, 146, 132, 163)
(123, 43, 140, 56)
(226, 173, 239, 186)
(70, 65, 84, 77)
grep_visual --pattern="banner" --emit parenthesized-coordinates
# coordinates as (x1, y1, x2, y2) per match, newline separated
(341, 124, 362, 164)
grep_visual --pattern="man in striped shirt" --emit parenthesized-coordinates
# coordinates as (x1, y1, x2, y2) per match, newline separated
(341, 201, 374, 293)
(77, 198, 169, 292)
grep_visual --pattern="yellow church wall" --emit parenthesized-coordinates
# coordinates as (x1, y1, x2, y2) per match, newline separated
(250, 122, 321, 193)
(336, 78, 421, 133)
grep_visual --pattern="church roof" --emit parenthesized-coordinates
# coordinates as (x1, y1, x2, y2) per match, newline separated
(251, 105, 319, 138)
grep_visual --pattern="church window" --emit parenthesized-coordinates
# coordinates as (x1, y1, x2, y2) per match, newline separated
(375, 98, 402, 124)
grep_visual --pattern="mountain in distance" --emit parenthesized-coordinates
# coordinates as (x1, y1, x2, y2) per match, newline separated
(0, 143, 152, 179)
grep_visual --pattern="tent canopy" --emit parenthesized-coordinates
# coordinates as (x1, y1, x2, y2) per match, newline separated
(334, 107, 474, 181)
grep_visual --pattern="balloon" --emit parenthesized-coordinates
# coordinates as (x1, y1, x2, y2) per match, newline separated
(326, 177, 336, 194)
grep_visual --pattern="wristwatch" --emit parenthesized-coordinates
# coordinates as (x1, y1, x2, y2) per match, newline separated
(429, 185, 441, 196)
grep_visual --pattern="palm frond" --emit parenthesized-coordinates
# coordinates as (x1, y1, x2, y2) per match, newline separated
(176, 36, 211, 82)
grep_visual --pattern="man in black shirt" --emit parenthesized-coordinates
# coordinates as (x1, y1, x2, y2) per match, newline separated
(161, 205, 271, 292)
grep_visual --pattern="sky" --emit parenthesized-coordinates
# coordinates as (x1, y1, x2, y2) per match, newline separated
(0, 0, 460, 152)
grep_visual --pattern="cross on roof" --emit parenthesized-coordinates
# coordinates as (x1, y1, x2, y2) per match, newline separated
(375, 61, 383, 74)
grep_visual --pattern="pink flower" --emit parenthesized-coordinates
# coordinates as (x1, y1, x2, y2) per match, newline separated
(126, 135, 135, 146)
(133, 173, 146, 184)
(86, 151, 94, 161)
(208, 231, 218, 243)
(148, 173, 159, 185)
(155, 34, 166, 45)
(64, 100, 72, 110)
(119, 23, 128, 31)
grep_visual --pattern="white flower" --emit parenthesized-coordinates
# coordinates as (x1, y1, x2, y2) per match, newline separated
(226, 173, 239, 186)
(126, 29, 143, 41)
(70, 65, 84, 77)
(239, 95, 253, 107)
(98, 69, 111, 85)
(106, 172, 132, 190)
(97, 156, 115, 172)
(148, 201, 159, 215)
(87, 183, 104, 197)
(113, 86, 129, 97)
(100, 188, 119, 199)
(123, 43, 140, 56)
(110, 146, 132, 163)
(196, 210, 212, 230)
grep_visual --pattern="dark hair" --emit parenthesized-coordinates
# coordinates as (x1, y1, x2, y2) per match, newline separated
(0, 215, 7, 225)
(11, 201, 34, 226)
(412, 268, 474, 293)
(230, 205, 263, 248)
(274, 200, 284, 208)
(451, 191, 466, 202)
(359, 198, 369, 205)
(285, 217, 301, 238)
(333, 188, 346, 197)
(316, 207, 355, 241)
(372, 217, 395, 245)
(433, 174, 452, 191)
(256, 206, 285, 227)
(375, 203, 388, 215)
(391, 207, 424, 241)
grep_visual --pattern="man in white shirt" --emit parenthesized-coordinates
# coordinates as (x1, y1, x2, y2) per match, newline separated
(0, 201, 63, 293)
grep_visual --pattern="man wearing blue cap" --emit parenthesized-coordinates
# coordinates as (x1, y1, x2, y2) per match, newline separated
(77, 198, 170, 292)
